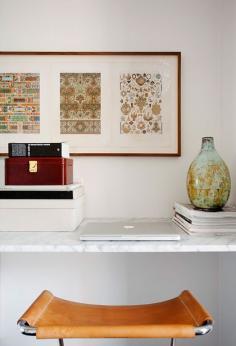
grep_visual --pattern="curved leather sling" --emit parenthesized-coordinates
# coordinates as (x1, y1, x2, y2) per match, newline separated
(18, 290, 213, 346)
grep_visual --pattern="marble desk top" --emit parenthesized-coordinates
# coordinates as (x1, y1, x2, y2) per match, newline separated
(0, 218, 236, 253)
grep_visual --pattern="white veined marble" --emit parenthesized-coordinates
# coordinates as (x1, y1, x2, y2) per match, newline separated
(0, 218, 236, 253)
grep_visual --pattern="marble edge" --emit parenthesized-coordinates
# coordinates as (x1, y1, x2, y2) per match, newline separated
(0, 243, 236, 253)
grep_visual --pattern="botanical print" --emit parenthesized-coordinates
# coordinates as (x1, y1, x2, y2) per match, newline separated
(120, 73, 163, 134)
(0, 73, 40, 133)
(60, 73, 101, 134)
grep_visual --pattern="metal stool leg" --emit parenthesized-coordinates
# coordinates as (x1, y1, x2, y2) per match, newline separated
(58, 339, 64, 346)
(170, 338, 175, 346)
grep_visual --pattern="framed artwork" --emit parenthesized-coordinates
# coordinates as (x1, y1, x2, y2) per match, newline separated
(0, 52, 181, 156)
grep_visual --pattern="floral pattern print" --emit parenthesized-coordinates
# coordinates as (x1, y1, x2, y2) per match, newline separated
(120, 73, 163, 134)
(60, 73, 101, 134)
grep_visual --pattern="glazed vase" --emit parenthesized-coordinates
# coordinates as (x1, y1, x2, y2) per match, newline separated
(187, 137, 231, 211)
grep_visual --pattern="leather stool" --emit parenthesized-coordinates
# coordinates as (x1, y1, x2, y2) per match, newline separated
(18, 290, 213, 346)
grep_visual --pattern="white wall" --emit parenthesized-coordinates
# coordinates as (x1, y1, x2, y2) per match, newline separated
(0, 255, 2, 346)
(219, 0, 236, 200)
(0, 0, 236, 346)
(218, 1, 236, 345)
(219, 254, 236, 346)
(1, 253, 218, 346)
(0, 0, 232, 217)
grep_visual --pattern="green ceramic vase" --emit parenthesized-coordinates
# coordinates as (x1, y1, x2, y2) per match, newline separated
(187, 137, 231, 211)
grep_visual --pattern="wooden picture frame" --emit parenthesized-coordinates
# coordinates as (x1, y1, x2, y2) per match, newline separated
(0, 52, 181, 156)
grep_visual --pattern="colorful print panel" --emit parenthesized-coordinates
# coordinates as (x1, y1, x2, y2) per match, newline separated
(120, 73, 163, 135)
(0, 73, 40, 133)
(60, 73, 101, 134)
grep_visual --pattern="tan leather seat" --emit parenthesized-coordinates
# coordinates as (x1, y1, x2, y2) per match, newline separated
(18, 290, 213, 340)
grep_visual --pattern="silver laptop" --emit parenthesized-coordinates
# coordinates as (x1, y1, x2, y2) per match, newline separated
(79, 219, 181, 241)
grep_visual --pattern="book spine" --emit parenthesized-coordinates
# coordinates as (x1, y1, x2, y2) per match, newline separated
(172, 217, 192, 235)
(8, 143, 68, 157)
(175, 212, 192, 224)
(174, 203, 192, 220)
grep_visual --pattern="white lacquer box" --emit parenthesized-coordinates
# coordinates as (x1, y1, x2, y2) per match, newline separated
(0, 195, 85, 231)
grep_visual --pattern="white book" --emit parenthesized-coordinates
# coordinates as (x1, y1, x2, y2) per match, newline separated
(9, 142, 70, 158)
(175, 214, 236, 230)
(172, 217, 195, 235)
(174, 202, 236, 220)
(175, 212, 236, 226)
(173, 215, 236, 234)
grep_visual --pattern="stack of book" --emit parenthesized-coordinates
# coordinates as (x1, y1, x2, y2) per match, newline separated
(173, 202, 236, 235)
(0, 142, 85, 231)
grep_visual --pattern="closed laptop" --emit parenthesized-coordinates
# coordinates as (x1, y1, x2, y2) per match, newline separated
(79, 219, 181, 241)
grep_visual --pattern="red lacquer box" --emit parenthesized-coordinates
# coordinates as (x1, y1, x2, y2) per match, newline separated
(5, 157, 73, 185)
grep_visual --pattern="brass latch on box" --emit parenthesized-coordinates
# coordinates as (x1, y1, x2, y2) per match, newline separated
(29, 161, 38, 173)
